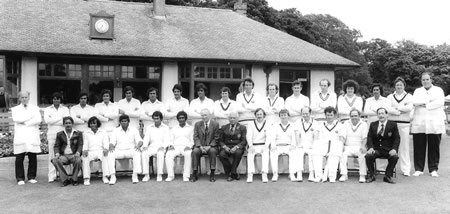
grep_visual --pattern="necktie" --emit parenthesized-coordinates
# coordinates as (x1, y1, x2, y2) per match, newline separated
(204, 122, 208, 143)
(231, 124, 235, 134)
(378, 123, 384, 137)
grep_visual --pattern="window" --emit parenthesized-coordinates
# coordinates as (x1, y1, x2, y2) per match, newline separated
(89, 65, 114, 78)
(68, 64, 82, 78)
(148, 66, 161, 79)
(121, 66, 133, 78)
(279, 69, 310, 99)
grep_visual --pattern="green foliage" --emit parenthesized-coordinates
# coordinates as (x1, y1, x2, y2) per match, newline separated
(0, 133, 49, 158)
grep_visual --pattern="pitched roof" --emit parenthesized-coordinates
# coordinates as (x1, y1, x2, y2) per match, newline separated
(0, 0, 359, 67)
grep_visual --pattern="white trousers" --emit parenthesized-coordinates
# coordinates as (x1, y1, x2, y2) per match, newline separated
(142, 147, 165, 175)
(165, 147, 192, 178)
(47, 137, 57, 180)
(108, 149, 142, 174)
(270, 146, 297, 174)
(247, 145, 269, 174)
(296, 148, 313, 172)
(82, 150, 109, 178)
(339, 146, 367, 176)
(397, 123, 411, 174)
(312, 154, 340, 180)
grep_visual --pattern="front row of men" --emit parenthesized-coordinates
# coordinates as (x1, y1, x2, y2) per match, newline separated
(50, 106, 399, 186)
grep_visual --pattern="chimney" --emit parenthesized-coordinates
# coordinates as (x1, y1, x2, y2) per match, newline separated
(153, 0, 166, 20)
(234, 0, 247, 15)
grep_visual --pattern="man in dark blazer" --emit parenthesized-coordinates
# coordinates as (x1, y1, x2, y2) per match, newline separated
(365, 107, 400, 184)
(191, 109, 220, 182)
(52, 116, 83, 186)
(218, 111, 247, 181)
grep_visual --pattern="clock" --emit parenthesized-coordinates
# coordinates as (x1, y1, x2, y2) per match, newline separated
(95, 19, 109, 34)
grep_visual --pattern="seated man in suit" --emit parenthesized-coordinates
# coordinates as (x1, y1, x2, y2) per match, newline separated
(108, 114, 143, 185)
(82, 116, 110, 185)
(52, 116, 83, 187)
(191, 108, 220, 182)
(365, 107, 400, 184)
(218, 111, 247, 182)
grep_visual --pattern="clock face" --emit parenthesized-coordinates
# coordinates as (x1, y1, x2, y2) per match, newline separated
(95, 19, 109, 34)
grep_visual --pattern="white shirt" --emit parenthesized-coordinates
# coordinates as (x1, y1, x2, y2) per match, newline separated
(83, 129, 109, 151)
(294, 118, 316, 149)
(44, 104, 70, 130)
(213, 99, 237, 119)
(268, 122, 296, 146)
(311, 90, 337, 119)
(314, 120, 343, 155)
(110, 126, 142, 150)
(363, 96, 391, 123)
(246, 119, 269, 146)
(377, 120, 387, 136)
(143, 123, 170, 148)
(140, 99, 166, 123)
(284, 94, 310, 117)
(94, 102, 119, 133)
(63, 129, 75, 155)
(70, 104, 96, 132)
(118, 98, 142, 129)
(337, 94, 363, 120)
(411, 85, 446, 134)
(264, 95, 285, 118)
(236, 90, 264, 121)
(387, 92, 413, 122)
(189, 97, 215, 119)
(169, 124, 194, 148)
(165, 97, 189, 120)
(340, 119, 368, 147)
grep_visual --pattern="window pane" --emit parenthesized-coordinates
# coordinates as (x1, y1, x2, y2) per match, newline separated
(38, 63, 51, 76)
(39, 79, 81, 105)
(207, 67, 218, 79)
(54, 64, 67, 76)
(136, 66, 147, 79)
(232, 68, 242, 79)
(220, 68, 231, 78)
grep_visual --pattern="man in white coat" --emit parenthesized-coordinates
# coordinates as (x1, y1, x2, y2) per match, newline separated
(12, 91, 42, 185)
(44, 92, 70, 183)
(411, 72, 445, 177)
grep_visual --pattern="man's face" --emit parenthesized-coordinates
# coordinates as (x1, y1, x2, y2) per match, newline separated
(125, 90, 133, 100)
(201, 110, 210, 122)
(89, 120, 98, 130)
(19, 93, 29, 105)
(319, 80, 329, 92)
(177, 115, 186, 126)
(197, 89, 205, 99)
(350, 111, 360, 125)
(79, 95, 88, 106)
(153, 116, 161, 126)
(279, 112, 289, 122)
(346, 87, 354, 95)
(292, 84, 302, 95)
(301, 108, 311, 121)
(244, 81, 253, 93)
(395, 81, 405, 92)
(377, 109, 388, 122)
(268, 85, 277, 96)
(120, 119, 129, 129)
(173, 89, 181, 99)
(421, 74, 432, 88)
(149, 90, 157, 102)
(103, 93, 110, 103)
(255, 110, 265, 121)
(325, 111, 335, 122)
(64, 119, 73, 131)
(228, 113, 238, 125)
(53, 97, 61, 106)
(221, 91, 229, 100)
(372, 86, 381, 98)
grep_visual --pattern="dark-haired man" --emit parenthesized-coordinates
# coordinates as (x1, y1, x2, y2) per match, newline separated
(71, 92, 96, 133)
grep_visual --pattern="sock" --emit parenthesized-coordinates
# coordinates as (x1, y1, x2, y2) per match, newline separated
(210, 169, 215, 175)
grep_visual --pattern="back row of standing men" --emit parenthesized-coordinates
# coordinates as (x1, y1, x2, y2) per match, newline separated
(12, 72, 445, 185)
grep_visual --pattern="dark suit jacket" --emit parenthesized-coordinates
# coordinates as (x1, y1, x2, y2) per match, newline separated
(54, 130, 83, 155)
(194, 120, 220, 147)
(218, 123, 247, 149)
(367, 120, 400, 152)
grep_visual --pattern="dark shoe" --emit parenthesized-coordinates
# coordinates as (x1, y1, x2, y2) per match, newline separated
(383, 176, 396, 184)
(234, 173, 241, 180)
(61, 179, 71, 187)
(72, 180, 79, 186)
(190, 174, 198, 182)
(366, 175, 376, 183)
(209, 174, 216, 182)
(227, 176, 233, 182)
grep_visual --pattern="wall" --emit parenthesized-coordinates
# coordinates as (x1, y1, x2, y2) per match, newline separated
(251, 64, 266, 96)
(310, 68, 335, 94)
(161, 61, 178, 102)
(21, 57, 38, 105)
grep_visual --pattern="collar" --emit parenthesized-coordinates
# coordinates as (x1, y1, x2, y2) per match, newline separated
(379, 120, 388, 127)
(220, 99, 232, 104)
(64, 129, 75, 138)
(145, 99, 161, 104)
(267, 95, 279, 101)
(87, 129, 103, 135)
(319, 91, 329, 95)
(151, 123, 166, 129)
(244, 90, 254, 97)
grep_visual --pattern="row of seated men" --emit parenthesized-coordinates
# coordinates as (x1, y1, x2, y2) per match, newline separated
(52, 104, 399, 187)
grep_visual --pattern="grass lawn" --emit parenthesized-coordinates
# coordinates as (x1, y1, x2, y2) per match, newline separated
(1, 135, 450, 213)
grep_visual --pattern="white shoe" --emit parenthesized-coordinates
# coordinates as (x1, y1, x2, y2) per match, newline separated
(48, 178, 55, 183)
(403, 172, 410, 177)
(18, 181, 25, 185)
(132, 174, 139, 183)
(165, 177, 174, 182)
(246, 174, 253, 183)
(413, 171, 424, 176)
(84, 179, 90, 186)
(296, 171, 303, 182)
(28, 179, 37, 184)
(431, 171, 439, 177)
(339, 175, 348, 182)
(314, 177, 321, 183)
(102, 177, 109, 184)
(183, 177, 189, 182)
(308, 173, 315, 182)
(271, 173, 278, 182)
(359, 175, 366, 183)
(142, 175, 150, 182)
(289, 173, 296, 182)
(329, 177, 336, 183)
(156, 175, 163, 182)
(321, 177, 327, 183)
(109, 175, 117, 185)
(262, 173, 268, 183)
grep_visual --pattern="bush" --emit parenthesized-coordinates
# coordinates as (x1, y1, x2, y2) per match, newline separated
(0, 132, 49, 158)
